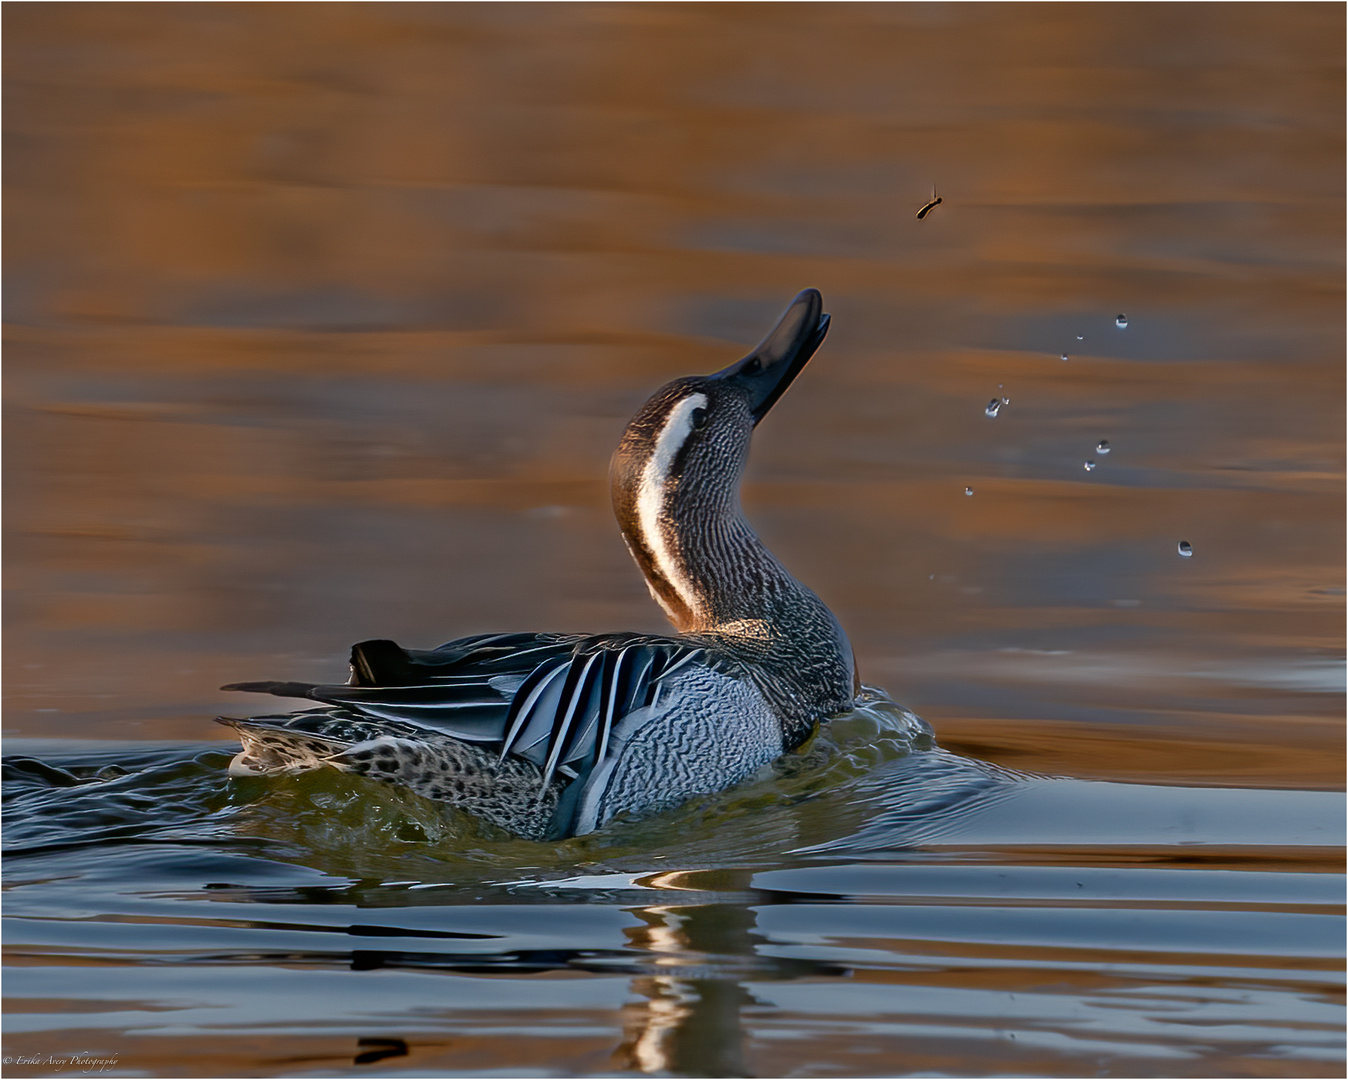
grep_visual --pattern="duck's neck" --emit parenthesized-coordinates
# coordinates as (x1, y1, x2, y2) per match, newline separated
(626, 498, 790, 632)
(618, 495, 857, 725)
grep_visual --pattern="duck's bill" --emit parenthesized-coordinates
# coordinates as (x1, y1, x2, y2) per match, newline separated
(709, 288, 831, 424)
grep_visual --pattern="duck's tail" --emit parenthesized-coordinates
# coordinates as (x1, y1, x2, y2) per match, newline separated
(215, 716, 353, 776)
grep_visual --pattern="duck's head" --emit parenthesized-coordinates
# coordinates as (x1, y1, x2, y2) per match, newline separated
(610, 289, 831, 631)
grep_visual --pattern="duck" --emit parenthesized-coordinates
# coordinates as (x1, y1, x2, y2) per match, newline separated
(219, 288, 857, 840)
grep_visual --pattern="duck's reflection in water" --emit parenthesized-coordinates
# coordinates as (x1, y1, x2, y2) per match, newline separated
(604, 757, 1034, 1074)
(610, 863, 850, 1077)
(615, 899, 761, 1076)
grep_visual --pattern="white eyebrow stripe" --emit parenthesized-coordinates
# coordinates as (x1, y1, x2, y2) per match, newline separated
(636, 393, 707, 622)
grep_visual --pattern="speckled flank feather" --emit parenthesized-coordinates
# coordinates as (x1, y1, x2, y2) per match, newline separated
(220, 715, 561, 839)
(334, 735, 560, 840)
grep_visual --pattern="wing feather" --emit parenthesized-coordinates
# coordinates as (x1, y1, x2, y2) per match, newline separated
(538, 651, 604, 789)
(498, 658, 570, 760)
(223, 633, 731, 799)
(596, 646, 636, 766)
(560, 648, 617, 773)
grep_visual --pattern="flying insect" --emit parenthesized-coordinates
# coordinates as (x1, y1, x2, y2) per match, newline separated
(916, 184, 942, 219)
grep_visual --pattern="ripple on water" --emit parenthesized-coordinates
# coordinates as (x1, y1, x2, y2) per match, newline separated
(1, 687, 940, 873)
(2, 696, 1341, 1080)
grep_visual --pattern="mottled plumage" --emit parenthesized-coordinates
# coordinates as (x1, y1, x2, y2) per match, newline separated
(221, 289, 857, 839)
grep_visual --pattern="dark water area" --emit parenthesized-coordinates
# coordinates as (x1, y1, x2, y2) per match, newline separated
(3, 4, 1344, 1077)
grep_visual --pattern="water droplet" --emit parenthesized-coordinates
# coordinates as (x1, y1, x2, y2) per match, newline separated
(1115, 314, 1129, 329)
(997, 383, 1004, 389)
(928, 573, 936, 581)
(1178, 540, 1193, 558)
(1083, 460, 1096, 472)
(1096, 440, 1110, 454)
(1002, 396, 1010, 404)
(985, 399, 1002, 418)
(964, 486, 974, 496)
(1060, 353, 1069, 362)
(1076, 334, 1084, 341)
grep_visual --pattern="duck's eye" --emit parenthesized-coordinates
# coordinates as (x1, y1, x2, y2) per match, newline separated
(690, 407, 709, 429)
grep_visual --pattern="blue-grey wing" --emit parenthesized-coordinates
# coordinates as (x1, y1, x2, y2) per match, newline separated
(221, 633, 714, 784)
(497, 638, 712, 785)
(223, 633, 580, 742)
